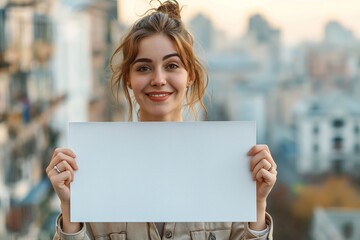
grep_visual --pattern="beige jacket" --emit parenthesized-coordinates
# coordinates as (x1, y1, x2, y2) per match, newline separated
(53, 213, 273, 240)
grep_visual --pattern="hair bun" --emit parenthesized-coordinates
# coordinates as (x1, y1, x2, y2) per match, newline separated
(156, 0, 182, 20)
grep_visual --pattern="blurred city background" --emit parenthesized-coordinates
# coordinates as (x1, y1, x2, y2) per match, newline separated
(1, 0, 360, 239)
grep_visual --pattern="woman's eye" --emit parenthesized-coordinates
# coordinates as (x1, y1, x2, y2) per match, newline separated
(166, 63, 179, 70)
(136, 66, 151, 72)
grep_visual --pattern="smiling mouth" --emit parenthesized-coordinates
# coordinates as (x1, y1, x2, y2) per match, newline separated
(147, 93, 170, 97)
(146, 92, 173, 102)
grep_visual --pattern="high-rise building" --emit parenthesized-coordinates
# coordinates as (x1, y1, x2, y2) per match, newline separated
(247, 14, 280, 46)
(311, 207, 360, 240)
(324, 21, 356, 46)
(0, 0, 126, 238)
(244, 14, 281, 74)
(0, 8, 6, 57)
(293, 92, 360, 176)
(189, 13, 214, 52)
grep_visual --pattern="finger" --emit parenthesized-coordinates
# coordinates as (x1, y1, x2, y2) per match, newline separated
(47, 150, 66, 173)
(252, 159, 272, 179)
(56, 160, 75, 181)
(249, 150, 277, 171)
(47, 161, 75, 184)
(49, 170, 73, 188)
(270, 167, 278, 174)
(255, 168, 276, 185)
(47, 165, 61, 178)
(47, 152, 78, 173)
(51, 148, 76, 159)
(247, 144, 271, 156)
(250, 150, 276, 171)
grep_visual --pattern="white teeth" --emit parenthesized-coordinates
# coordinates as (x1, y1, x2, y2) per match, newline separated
(149, 93, 169, 97)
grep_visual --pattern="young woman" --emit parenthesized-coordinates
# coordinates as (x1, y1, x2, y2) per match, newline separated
(46, 1, 277, 239)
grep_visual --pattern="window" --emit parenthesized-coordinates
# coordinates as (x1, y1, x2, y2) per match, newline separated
(332, 159, 344, 174)
(342, 222, 353, 239)
(333, 137, 343, 150)
(313, 125, 319, 134)
(332, 119, 345, 128)
(355, 144, 360, 153)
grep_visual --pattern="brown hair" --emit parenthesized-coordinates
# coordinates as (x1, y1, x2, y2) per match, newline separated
(110, 0, 208, 121)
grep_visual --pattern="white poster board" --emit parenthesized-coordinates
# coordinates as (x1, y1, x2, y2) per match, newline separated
(69, 121, 256, 222)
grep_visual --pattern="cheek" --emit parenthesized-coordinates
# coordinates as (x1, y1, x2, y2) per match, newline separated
(174, 72, 189, 90)
(129, 76, 145, 92)
(131, 84, 143, 100)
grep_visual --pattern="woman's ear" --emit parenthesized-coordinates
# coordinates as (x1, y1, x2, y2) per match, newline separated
(187, 80, 193, 88)
(127, 81, 132, 89)
(187, 74, 195, 88)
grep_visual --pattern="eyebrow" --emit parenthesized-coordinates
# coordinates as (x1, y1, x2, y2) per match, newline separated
(132, 53, 180, 65)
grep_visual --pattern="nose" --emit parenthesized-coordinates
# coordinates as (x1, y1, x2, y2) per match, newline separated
(150, 68, 166, 86)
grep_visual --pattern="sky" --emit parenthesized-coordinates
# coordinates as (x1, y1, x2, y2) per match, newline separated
(120, 0, 360, 47)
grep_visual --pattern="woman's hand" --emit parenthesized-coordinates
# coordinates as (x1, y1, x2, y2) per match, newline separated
(248, 144, 277, 202)
(46, 148, 78, 204)
(247, 144, 277, 231)
(46, 148, 81, 233)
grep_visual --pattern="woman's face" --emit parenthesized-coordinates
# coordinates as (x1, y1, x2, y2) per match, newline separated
(129, 34, 190, 121)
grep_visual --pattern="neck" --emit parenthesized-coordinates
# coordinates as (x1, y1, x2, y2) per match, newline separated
(139, 111, 183, 122)
(140, 115, 183, 122)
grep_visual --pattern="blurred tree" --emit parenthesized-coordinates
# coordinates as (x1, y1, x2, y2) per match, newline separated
(269, 183, 308, 240)
(292, 176, 360, 220)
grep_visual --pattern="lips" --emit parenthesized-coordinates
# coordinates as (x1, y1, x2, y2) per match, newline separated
(146, 91, 173, 102)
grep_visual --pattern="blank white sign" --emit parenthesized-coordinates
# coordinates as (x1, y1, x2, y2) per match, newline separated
(69, 121, 256, 222)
